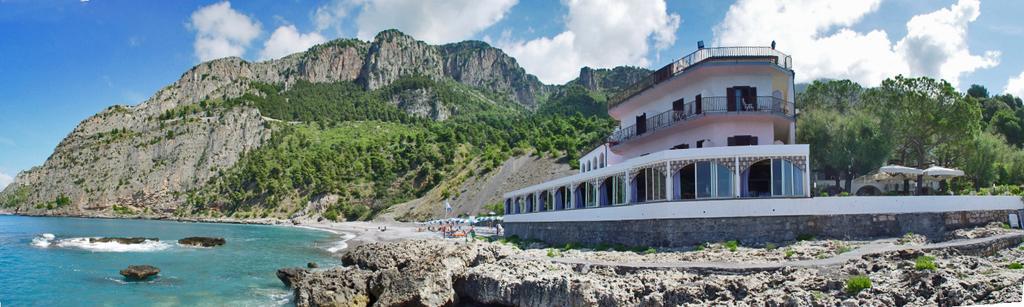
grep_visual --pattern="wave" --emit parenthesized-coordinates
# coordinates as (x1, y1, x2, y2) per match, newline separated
(31, 233, 56, 248)
(31, 234, 170, 252)
(294, 225, 356, 253)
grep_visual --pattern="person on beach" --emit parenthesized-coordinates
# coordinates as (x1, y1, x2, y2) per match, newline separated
(496, 223, 503, 236)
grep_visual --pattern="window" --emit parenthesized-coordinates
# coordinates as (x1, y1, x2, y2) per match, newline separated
(612, 176, 626, 205)
(634, 167, 666, 202)
(695, 161, 733, 199)
(772, 159, 804, 197)
(727, 135, 758, 146)
(544, 191, 554, 211)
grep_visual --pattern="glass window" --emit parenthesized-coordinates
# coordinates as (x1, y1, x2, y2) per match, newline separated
(716, 163, 733, 198)
(612, 176, 626, 205)
(646, 168, 666, 201)
(783, 160, 794, 195)
(792, 164, 804, 196)
(696, 162, 712, 198)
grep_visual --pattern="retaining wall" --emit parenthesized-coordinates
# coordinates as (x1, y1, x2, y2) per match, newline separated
(503, 196, 1023, 247)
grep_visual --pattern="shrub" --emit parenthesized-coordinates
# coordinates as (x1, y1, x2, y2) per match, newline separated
(765, 243, 778, 250)
(641, 247, 657, 255)
(561, 242, 580, 251)
(914, 256, 937, 270)
(695, 242, 707, 252)
(322, 208, 340, 221)
(839, 191, 850, 197)
(836, 245, 853, 254)
(845, 275, 872, 294)
(546, 248, 561, 258)
(784, 249, 796, 259)
(1008, 262, 1023, 269)
(724, 240, 739, 252)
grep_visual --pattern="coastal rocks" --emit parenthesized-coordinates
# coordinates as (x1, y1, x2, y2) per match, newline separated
(177, 237, 225, 247)
(283, 230, 1024, 306)
(307, 262, 319, 269)
(276, 267, 308, 288)
(90, 237, 157, 244)
(949, 222, 1012, 240)
(120, 265, 160, 281)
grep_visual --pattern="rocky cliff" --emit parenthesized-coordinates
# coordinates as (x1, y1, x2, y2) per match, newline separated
(0, 29, 642, 219)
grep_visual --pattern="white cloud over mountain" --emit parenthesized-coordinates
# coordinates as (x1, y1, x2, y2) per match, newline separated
(497, 0, 681, 84)
(259, 25, 326, 60)
(714, 0, 998, 87)
(351, 0, 518, 44)
(189, 1, 262, 62)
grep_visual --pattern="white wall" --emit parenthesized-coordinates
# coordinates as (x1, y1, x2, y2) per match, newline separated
(504, 196, 1024, 223)
(611, 115, 780, 159)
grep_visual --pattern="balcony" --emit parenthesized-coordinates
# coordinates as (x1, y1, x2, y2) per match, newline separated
(608, 47, 793, 110)
(608, 96, 794, 144)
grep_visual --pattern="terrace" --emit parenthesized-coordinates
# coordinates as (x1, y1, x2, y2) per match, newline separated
(608, 96, 795, 144)
(608, 46, 793, 110)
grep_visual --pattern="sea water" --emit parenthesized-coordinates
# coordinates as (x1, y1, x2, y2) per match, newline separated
(0, 215, 347, 306)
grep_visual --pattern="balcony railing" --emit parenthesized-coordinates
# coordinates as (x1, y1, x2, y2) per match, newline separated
(608, 47, 793, 109)
(608, 96, 794, 144)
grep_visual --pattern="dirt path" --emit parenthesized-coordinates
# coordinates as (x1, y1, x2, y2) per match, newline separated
(527, 232, 1024, 273)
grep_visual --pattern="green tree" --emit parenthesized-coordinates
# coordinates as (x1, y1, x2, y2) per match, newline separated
(863, 76, 982, 192)
(798, 109, 891, 192)
(961, 132, 1013, 189)
(967, 84, 989, 99)
(798, 79, 864, 112)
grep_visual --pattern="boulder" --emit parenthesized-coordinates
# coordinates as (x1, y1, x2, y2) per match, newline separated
(120, 265, 160, 281)
(277, 267, 309, 288)
(90, 237, 157, 244)
(177, 237, 226, 247)
(307, 262, 319, 268)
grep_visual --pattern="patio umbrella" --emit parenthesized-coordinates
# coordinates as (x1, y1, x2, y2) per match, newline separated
(879, 165, 924, 194)
(879, 165, 924, 176)
(923, 166, 964, 178)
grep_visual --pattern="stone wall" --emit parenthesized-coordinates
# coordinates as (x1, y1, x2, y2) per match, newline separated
(504, 210, 1017, 247)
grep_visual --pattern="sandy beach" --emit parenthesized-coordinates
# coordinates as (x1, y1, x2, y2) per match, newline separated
(296, 220, 443, 251)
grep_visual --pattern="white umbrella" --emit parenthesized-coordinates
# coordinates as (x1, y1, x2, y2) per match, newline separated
(923, 166, 964, 178)
(879, 165, 924, 176)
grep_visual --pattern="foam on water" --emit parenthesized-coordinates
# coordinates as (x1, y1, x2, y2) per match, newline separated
(294, 225, 356, 253)
(31, 233, 55, 248)
(31, 234, 170, 252)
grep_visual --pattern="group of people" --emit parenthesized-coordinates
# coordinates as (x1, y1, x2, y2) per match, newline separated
(420, 222, 503, 240)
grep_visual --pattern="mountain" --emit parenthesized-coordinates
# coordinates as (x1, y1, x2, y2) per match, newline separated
(0, 29, 642, 222)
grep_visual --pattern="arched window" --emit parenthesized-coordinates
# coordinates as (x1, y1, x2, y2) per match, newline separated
(772, 159, 804, 196)
(599, 153, 606, 168)
(587, 161, 592, 172)
(514, 197, 523, 214)
(504, 198, 512, 215)
(632, 167, 666, 203)
(574, 182, 597, 208)
(742, 159, 804, 197)
(695, 161, 734, 199)
(600, 175, 627, 206)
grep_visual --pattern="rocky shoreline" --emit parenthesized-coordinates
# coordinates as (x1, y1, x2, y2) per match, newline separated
(279, 225, 1024, 306)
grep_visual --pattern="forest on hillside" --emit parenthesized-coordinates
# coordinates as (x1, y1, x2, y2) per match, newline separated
(181, 77, 615, 221)
(798, 76, 1024, 195)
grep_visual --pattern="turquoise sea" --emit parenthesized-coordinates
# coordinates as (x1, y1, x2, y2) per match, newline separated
(0, 215, 347, 306)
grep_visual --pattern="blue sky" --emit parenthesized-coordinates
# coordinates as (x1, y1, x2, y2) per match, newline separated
(1, 0, 1023, 187)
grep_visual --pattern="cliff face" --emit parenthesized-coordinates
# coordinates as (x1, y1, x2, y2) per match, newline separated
(0, 29, 643, 218)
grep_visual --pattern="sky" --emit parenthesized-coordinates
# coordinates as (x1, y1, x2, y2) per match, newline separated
(1, 0, 1024, 189)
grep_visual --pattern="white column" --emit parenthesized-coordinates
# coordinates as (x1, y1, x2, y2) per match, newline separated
(664, 161, 673, 200)
(734, 157, 741, 198)
(789, 122, 796, 144)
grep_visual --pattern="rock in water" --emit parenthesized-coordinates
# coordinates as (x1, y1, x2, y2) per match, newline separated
(90, 237, 157, 244)
(120, 265, 160, 281)
(177, 237, 226, 247)
(307, 262, 319, 268)
(277, 267, 309, 288)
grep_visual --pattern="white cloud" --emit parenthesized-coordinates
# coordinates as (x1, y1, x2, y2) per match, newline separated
(259, 25, 327, 60)
(353, 0, 517, 44)
(0, 171, 12, 190)
(713, 0, 998, 87)
(894, 0, 998, 88)
(314, 0, 361, 35)
(498, 0, 681, 84)
(188, 1, 262, 62)
(1006, 71, 1024, 98)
